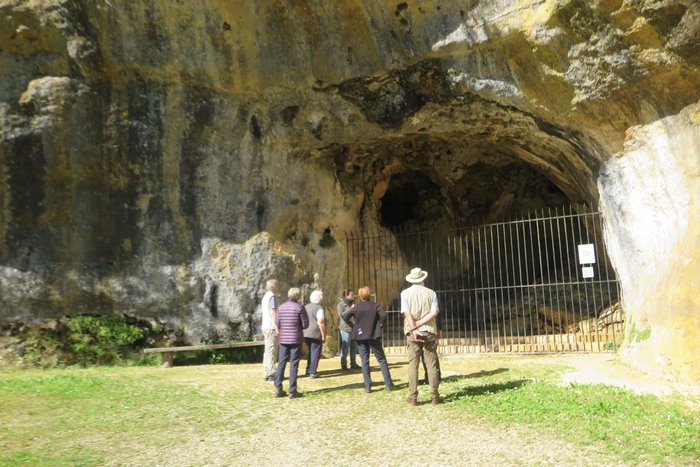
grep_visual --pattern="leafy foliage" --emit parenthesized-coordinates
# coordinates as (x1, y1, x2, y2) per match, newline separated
(5, 315, 162, 368)
(318, 228, 337, 248)
(65, 315, 146, 366)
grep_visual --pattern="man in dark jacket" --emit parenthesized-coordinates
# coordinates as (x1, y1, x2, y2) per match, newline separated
(274, 287, 309, 399)
(342, 286, 395, 393)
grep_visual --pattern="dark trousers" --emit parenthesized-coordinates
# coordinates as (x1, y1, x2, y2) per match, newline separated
(357, 338, 392, 389)
(305, 338, 322, 374)
(275, 343, 301, 394)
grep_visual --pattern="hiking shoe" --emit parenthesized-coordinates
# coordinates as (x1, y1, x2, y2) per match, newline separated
(407, 395, 417, 406)
(431, 395, 442, 405)
(264, 375, 274, 382)
(274, 389, 287, 398)
(288, 391, 304, 399)
(364, 386, 372, 393)
(350, 364, 361, 370)
(309, 373, 319, 379)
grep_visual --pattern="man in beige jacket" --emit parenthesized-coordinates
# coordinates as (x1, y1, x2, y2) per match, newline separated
(401, 267, 441, 405)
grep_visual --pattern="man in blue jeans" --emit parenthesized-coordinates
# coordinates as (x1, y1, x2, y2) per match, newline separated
(337, 289, 360, 370)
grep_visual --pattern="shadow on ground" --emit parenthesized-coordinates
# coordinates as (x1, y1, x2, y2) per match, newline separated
(443, 378, 531, 402)
(303, 381, 409, 395)
(310, 361, 407, 378)
(441, 368, 509, 383)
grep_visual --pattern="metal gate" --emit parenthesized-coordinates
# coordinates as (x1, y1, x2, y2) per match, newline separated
(345, 205, 623, 354)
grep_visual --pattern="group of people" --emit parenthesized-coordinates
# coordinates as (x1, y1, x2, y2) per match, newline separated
(260, 267, 442, 405)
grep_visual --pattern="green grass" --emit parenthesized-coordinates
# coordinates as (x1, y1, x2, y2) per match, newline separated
(0, 368, 228, 466)
(1, 358, 698, 465)
(443, 365, 700, 465)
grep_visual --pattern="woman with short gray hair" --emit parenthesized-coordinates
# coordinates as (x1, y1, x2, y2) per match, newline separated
(303, 290, 326, 378)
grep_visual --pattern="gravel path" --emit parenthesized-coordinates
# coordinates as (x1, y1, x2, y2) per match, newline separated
(101, 352, 696, 466)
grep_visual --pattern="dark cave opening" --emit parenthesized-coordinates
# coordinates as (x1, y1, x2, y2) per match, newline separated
(378, 159, 570, 232)
(379, 171, 444, 229)
(368, 152, 620, 343)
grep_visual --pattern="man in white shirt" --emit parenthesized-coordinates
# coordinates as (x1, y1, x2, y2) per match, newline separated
(261, 279, 280, 381)
(401, 267, 441, 405)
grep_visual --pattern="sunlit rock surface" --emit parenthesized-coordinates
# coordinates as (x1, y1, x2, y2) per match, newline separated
(0, 0, 698, 380)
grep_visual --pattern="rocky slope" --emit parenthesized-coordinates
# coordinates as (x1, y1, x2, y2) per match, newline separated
(1, 0, 698, 382)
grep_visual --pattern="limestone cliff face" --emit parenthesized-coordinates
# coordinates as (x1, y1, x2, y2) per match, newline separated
(1, 0, 699, 380)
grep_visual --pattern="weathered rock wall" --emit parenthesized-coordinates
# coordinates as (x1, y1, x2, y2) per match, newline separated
(599, 102, 700, 383)
(1, 0, 699, 381)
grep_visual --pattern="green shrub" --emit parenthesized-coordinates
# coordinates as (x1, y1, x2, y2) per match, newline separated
(11, 327, 64, 368)
(65, 315, 146, 366)
(318, 229, 336, 248)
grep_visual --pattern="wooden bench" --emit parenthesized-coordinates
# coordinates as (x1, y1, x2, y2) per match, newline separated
(143, 341, 264, 367)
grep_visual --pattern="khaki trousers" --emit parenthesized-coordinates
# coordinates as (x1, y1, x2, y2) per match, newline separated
(263, 329, 279, 378)
(407, 337, 440, 397)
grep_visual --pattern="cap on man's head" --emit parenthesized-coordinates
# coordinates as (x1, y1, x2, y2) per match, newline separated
(406, 267, 428, 283)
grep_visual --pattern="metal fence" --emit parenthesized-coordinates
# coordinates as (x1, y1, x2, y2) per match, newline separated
(345, 205, 622, 355)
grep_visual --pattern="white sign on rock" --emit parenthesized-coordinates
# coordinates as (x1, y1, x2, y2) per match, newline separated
(581, 266, 595, 278)
(578, 244, 596, 264)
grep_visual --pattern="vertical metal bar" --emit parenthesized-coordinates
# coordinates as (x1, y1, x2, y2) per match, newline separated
(471, 226, 481, 352)
(505, 221, 515, 352)
(486, 222, 496, 352)
(476, 225, 489, 352)
(496, 221, 507, 351)
(370, 229, 376, 296)
(446, 231, 454, 353)
(561, 206, 579, 352)
(507, 217, 519, 352)
(533, 208, 549, 351)
(350, 231, 356, 296)
(570, 207, 588, 350)
(458, 229, 467, 351)
(541, 207, 555, 351)
(524, 211, 537, 352)
(545, 207, 562, 352)
(394, 229, 404, 346)
(586, 209, 602, 352)
(514, 216, 528, 354)
(553, 206, 570, 351)
(379, 229, 386, 309)
(468, 229, 474, 352)
(376, 229, 382, 309)
(573, 208, 590, 350)
(444, 232, 453, 347)
(346, 231, 351, 298)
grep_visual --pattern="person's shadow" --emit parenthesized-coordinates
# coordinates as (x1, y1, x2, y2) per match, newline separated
(312, 361, 408, 378)
(440, 367, 509, 383)
(304, 381, 409, 396)
(442, 378, 531, 402)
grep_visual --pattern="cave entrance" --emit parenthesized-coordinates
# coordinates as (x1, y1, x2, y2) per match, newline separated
(346, 205, 622, 354)
(379, 171, 444, 229)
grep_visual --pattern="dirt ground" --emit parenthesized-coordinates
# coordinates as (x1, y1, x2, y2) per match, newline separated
(556, 353, 700, 402)
(129, 352, 699, 466)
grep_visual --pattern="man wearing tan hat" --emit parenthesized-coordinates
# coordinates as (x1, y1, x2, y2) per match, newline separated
(401, 267, 441, 405)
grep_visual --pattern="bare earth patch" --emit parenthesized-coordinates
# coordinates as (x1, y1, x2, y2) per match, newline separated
(557, 353, 700, 401)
